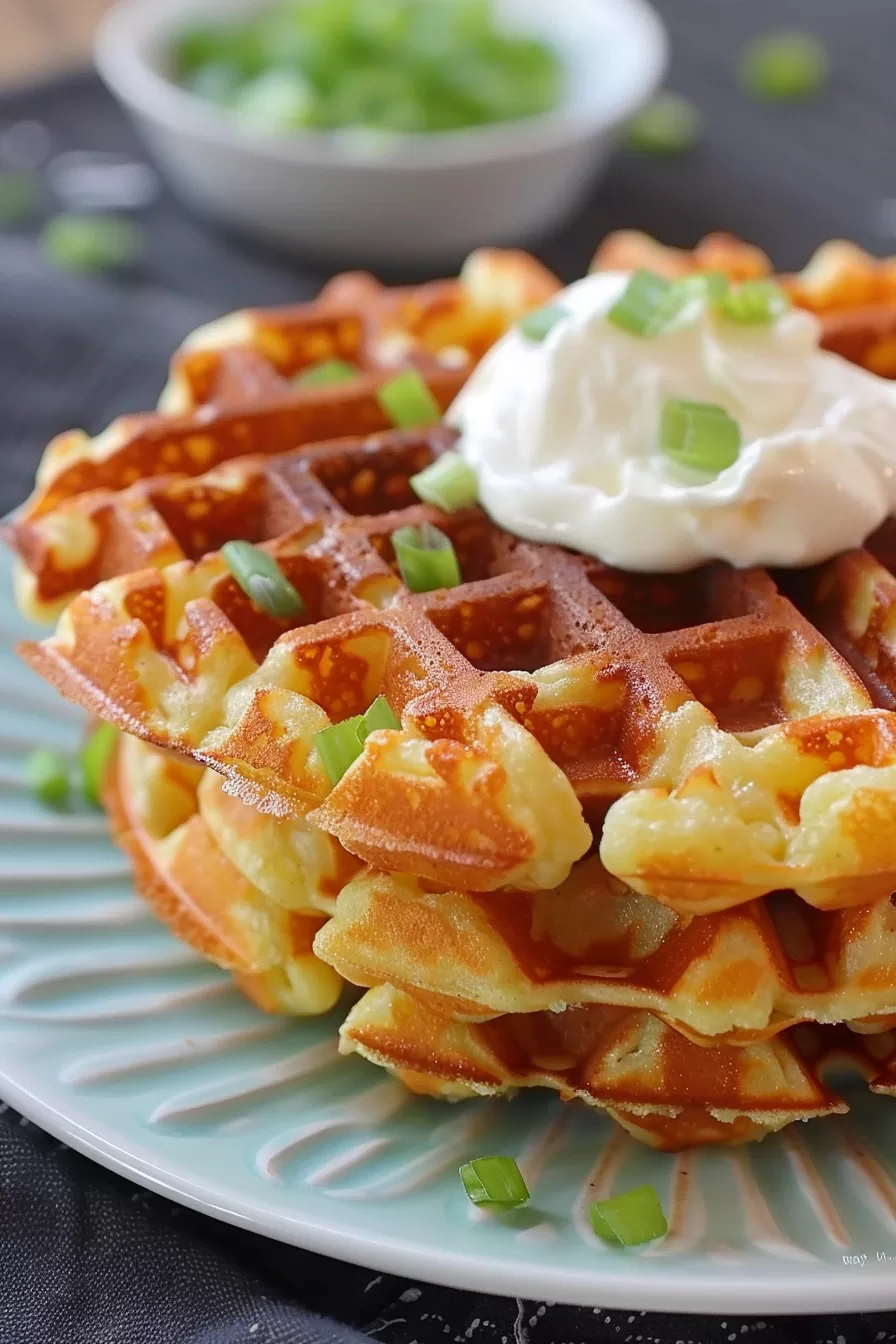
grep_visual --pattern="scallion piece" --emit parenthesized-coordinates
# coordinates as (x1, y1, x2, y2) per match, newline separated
(40, 214, 142, 274)
(295, 358, 359, 387)
(410, 452, 478, 512)
(80, 724, 119, 809)
(517, 303, 567, 342)
(589, 1185, 667, 1246)
(459, 1156, 529, 1209)
(660, 398, 741, 475)
(314, 695, 400, 784)
(718, 278, 790, 325)
(25, 748, 71, 810)
(738, 30, 829, 104)
(626, 93, 702, 155)
(607, 270, 673, 338)
(0, 170, 38, 227)
(222, 540, 304, 620)
(377, 370, 442, 429)
(314, 715, 365, 786)
(392, 521, 461, 592)
(359, 695, 401, 738)
(675, 270, 730, 304)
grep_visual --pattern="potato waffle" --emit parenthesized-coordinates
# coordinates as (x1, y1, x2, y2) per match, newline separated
(106, 732, 349, 1015)
(338, 985, 846, 1150)
(314, 860, 896, 1044)
(21, 427, 896, 913)
(592, 231, 896, 375)
(10, 248, 560, 623)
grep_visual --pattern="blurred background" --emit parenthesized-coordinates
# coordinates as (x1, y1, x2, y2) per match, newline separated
(0, 0, 894, 511)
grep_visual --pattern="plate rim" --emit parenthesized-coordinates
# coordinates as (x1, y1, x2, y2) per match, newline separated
(2, 1062, 895, 1314)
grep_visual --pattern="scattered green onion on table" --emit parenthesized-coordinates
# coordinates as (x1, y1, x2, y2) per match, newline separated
(171, 0, 565, 136)
(738, 30, 830, 104)
(40, 214, 143, 274)
(626, 93, 702, 155)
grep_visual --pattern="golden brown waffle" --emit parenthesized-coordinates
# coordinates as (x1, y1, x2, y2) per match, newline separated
(10, 248, 560, 622)
(22, 427, 896, 913)
(339, 985, 846, 1149)
(313, 860, 896, 1044)
(105, 732, 346, 1015)
(592, 231, 896, 375)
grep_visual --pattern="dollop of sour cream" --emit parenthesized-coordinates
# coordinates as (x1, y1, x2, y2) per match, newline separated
(447, 270, 896, 571)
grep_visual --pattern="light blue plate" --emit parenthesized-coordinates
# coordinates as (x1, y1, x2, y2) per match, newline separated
(2, 548, 896, 1313)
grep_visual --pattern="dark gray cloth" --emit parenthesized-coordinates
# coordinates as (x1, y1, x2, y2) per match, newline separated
(2, 0, 896, 1338)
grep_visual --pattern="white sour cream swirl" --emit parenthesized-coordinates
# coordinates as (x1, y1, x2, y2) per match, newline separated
(447, 270, 896, 571)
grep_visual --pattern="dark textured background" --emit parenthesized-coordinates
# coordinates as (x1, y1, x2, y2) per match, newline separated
(1, 0, 896, 1338)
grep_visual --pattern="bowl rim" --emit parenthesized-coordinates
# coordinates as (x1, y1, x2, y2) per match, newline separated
(94, 0, 668, 171)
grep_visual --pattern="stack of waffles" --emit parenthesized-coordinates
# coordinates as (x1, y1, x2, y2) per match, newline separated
(12, 234, 896, 1151)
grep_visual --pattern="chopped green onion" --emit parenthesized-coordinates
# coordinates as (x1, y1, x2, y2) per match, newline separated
(40, 214, 142, 274)
(0, 170, 38, 227)
(410, 452, 478, 512)
(738, 31, 829, 104)
(221, 540, 305, 620)
(607, 270, 674, 338)
(718, 278, 790, 325)
(359, 694, 401, 738)
(377, 370, 442, 429)
(233, 68, 317, 131)
(295, 358, 359, 387)
(517, 304, 567, 342)
(660, 398, 741, 475)
(80, 724, 119, 809)
(392, 521, 461, 592)
(314, 714, 366, 785)
(676, 270, 730, 304)
(589, 1185, 667, 1246)
(25, 748, 71, 810)
(626, 93, 702, 155)
(459, 1156, 530, 1208)
(314, 695, 400, 784)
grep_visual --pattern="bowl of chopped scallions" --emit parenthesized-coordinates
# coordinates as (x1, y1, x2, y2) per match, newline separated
(94, 0, 666, 265)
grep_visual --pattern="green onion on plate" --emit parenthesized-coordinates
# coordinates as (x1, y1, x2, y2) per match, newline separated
(410, 452, 478, 512)
(25, 748, 71, 810)
(392, 521, 462, 592)
(589, 1185, 667, 1246)
(80, 724, 119, 809)
(459, 1156, 530, 1209)
(660, 398, 741, 475)
(221, 540, 305, 620)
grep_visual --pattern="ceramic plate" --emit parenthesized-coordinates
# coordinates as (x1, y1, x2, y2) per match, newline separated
(2, 550, 896, 1313)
